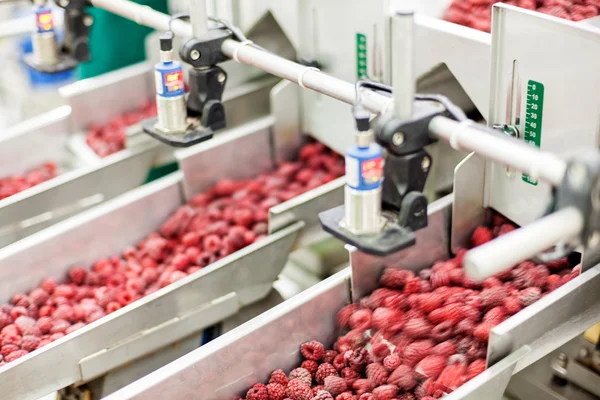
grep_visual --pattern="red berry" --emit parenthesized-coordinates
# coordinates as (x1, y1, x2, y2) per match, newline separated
(1, 344, 19, 358)
(473, 322, 494, 342)
(349, 309, 372, 331)
(467, 358, 486, 380)
(365, 362, 388, 386)
(323, 349, 338, 364)
(269, 369, 289, 386)
(373, 384, 398, 400)
(519, 287, 542, 307)
(50, 319, 70, 334)
(432, 340, 457, 357)
(431, 321, 454, 342)
(351, 379, 373, 396)
(29, 288, 50, 306)
(324, 376, 347, 397)
(68, 267, 87, 285)
(418, 292, 444, 314)
(436, 363, 467, 391)
(483, 306, 507, 325)
(480, 286, 509, 310)
(54, 284, 75, 299)
(372, 307, 404, 333)
(503, 296, 521, 315)
(379, 269, 415, 288)
(36, 317, 52, 334)
(415, 355, 447, 379)
(341, 367, 360, 386)
(316, 363, 338, 385)
(388, 365, 417, 391)
(246, 383, 268, 400)
(301, 359, 319, 376)
(5, 349, 28, 362)
(14, 315, 36, 330)
(21, 335, 40, 352)
(404, 277, 423, 294)
(301, 340, 325, 361)
(286, 379, 313, 400)
(289, 368, 312, 385)
(266, 383, 286, 400)
(402, 339, 435, 366)
(403, 317, 433, 339)
(40, 278, 57, 294)
(314, 390, 333, 400)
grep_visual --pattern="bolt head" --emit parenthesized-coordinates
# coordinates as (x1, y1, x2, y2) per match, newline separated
(59, 0, 69, 7)
(392, 132, 405, 146)
(83, 15, 93, 27)
(190, 49, 201, 61)
(569, 163, 588, 188)
(217, 72, 226, 83)
(421, 157, 431, 171)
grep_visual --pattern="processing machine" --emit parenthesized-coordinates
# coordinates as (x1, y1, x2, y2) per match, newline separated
(2, 1, 600, 399)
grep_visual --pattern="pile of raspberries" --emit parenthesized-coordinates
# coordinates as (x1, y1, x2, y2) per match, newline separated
(0, 162, 58, 201)
(444, 0, 600, 32)
(240, 214, 579, 400)
(0, 142, 344, 366)
(85, 101, 157, 157)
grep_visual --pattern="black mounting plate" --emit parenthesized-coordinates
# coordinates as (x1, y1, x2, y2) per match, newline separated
(318, 205, 417, 257)
(23, 54, 78, 74)
(141, 118, 214, 148)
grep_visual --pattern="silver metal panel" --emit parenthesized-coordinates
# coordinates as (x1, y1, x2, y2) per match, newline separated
(488, 264, 600, 373)
(451, 153, 486, 252)
(271, 80, 303, 163)
(445, 346, 530, 400)
(176, 116, 275, 200)
(269, 177, 344, 248)
(350, 194, 452, 300)
(0, 106, 79, 177)
(487, 4, 600, 227)
(103, 269, 352, 400)
(0, 172, 303, 400)
(0, 144, 157, 249)
(59, 62, 154, 133)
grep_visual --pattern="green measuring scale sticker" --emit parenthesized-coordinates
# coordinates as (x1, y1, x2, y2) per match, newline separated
(356, 33, 368, 80)
(523, 80, 545, 185)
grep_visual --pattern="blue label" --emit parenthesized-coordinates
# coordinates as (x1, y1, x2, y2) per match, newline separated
(346, 144, 384, 191)
(155, 62, 184, 98)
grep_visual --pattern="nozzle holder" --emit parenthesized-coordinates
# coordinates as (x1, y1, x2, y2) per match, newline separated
(141, 117, 214, 147)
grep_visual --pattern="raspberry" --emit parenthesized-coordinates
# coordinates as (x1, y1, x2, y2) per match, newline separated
(482, 277, 502, 289)
(382, 293, 408, 310)
(0, 312, 10, 330)
(14, 315, 35, 330)
(545, 275, 563, 292)
(324, 376, 347, 397)
(341, 367, 360, 386)
(349, 309, 372, 331)
(372, 307, 404, 333)
(397, 394, 416, 400)
(383, 354, 401, 371)
(431, 321, 454, 342)
(301, 360, 319, 376)
(402, 339, 435, 366)
(472, 226, 492, 247)
(9, 306, 28, 321)
(40, 278, 57, 294)
(11, 293, 29, 307)
(428, 303, 464, 326)
(50, 319, 71, 334)
(269, 369, 289, 386)
(246, 383, 268, 400)
(69, 267, 87, 285)
(5, 349, 28, 362)
(467, 358, 486, 380)
(380, 268, 415, 288)
(418, 293, 444, 314)
(323, 350, 337, 364)
(21, 335, 40, 352)
(286, 379, 313, 400)
(365, 362, 388, 386)
(316, 363, 338, 385)
(403, 317, 433, 339)
(545, 257, 570, 271)
(53, 305, 75, 322)
(519, 287, 542, 307)
(289, 368, 312, 385)
(358, 394, 375, 400)
(266, 383, 286, 400)
(36, 317, 52, 334)
(480, 286, 509, 310)
(314, 390, 333, 400)
(351, 379, 373, 395)
(454, 319, 476, 336)
(437, 363, 467, 391)
(20, 325, 41, 337)
(416, 355, 447, 379)
(1, 333, 21, 346)
(373, 384, 398, 400)
(404, 277, 423, 294)
(430, 270, 451, 289)
(54, 284, 75, 299)
(335, 393, 355, 400)
(473, 322, 494, 342)
(29, 288, 50, 306)
(333, 354, 347, 371)
(432, 340, 457, 357)
(301, 340, 325, 361)
(388, 365, 417, 391)
(66, 322, 86, 334)
(312, 386, 324, 396)
(503, 296, 521, 315)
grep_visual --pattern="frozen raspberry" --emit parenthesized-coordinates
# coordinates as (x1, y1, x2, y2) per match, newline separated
(49, 332, 65, 341)
(503, 296, 521, 315)
(324, 376, 347, 397)
(1, 344, 19, 358)
(382, 293, 408, 310)
(467, 358, 486, 380)
(379, 268, 415, 288)
(14, 315, 36, 331)
(404, 277, 423, 294)
(333, 354, 347, 371)
(418, 292, 444, 314)
(21, 335, 40, 352)
(483, 306, 507, 325)
(5, 349, 28, 362)
(337, 304, 359, 329)
(388, 365, 416, 391)
(519, 287, 542, 307)
(483, 277, 502, 289)
(50, 319, 71, 334)
(335, 393, 355, 400)
(29, 288, 50, 306)
(352, 379, 373, 396)
(1, 333, 21, 346)
(0, 312, 11, 330)
(472, 226, 492, 247)
(246, 383, 268, 400)
(286, 379, 313, 400)
(65, 322, 86, 334)
(454, 319, 476, 336)
(269, 369, 289, 386)
(372, 307, 404, 333)
(373, 384, 398, 400)
(349, 309, 372, 331)
(40, 278, 57, 294)
(316, 363, 338, 385)
(68, 267, 87, 285)
(416, 355, 447, 379)
(545, 275, 563, 292)
(430, 270, 451, 289)
(11, 293, 30, 307)
(437, 363, 467, 391)
(402, 339, 435, 366)
(266, 383, 286, 400)
(473, 322, 494, 342)
(53, 305, 75, 322)
(403, 317, 432, 339)
(365, 362, 388, 386)
(428, 303, 464, 325)
(341, 367, 360, 386)
(312, 386, 324, 396)
(20, 325, 41, 337)
(323, 350, 338, 364)
(289, 368, 312, 385)
(432, 340, 457, 358)
(431, 321, 454, 342)
(383, 354, 401, 371)
(358, 394, 375, 400)
(314, 390, 333, 400)
(480, 286, 509, 310)
(301, 340, 325, 361)
(36, 317, 52, 334)
(9, 306, 27, 321)
(54, 284, 75, 299)
(301, 360, 319, 376)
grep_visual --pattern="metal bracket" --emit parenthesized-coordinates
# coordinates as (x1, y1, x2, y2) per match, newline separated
(179, 28, 232, 68)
